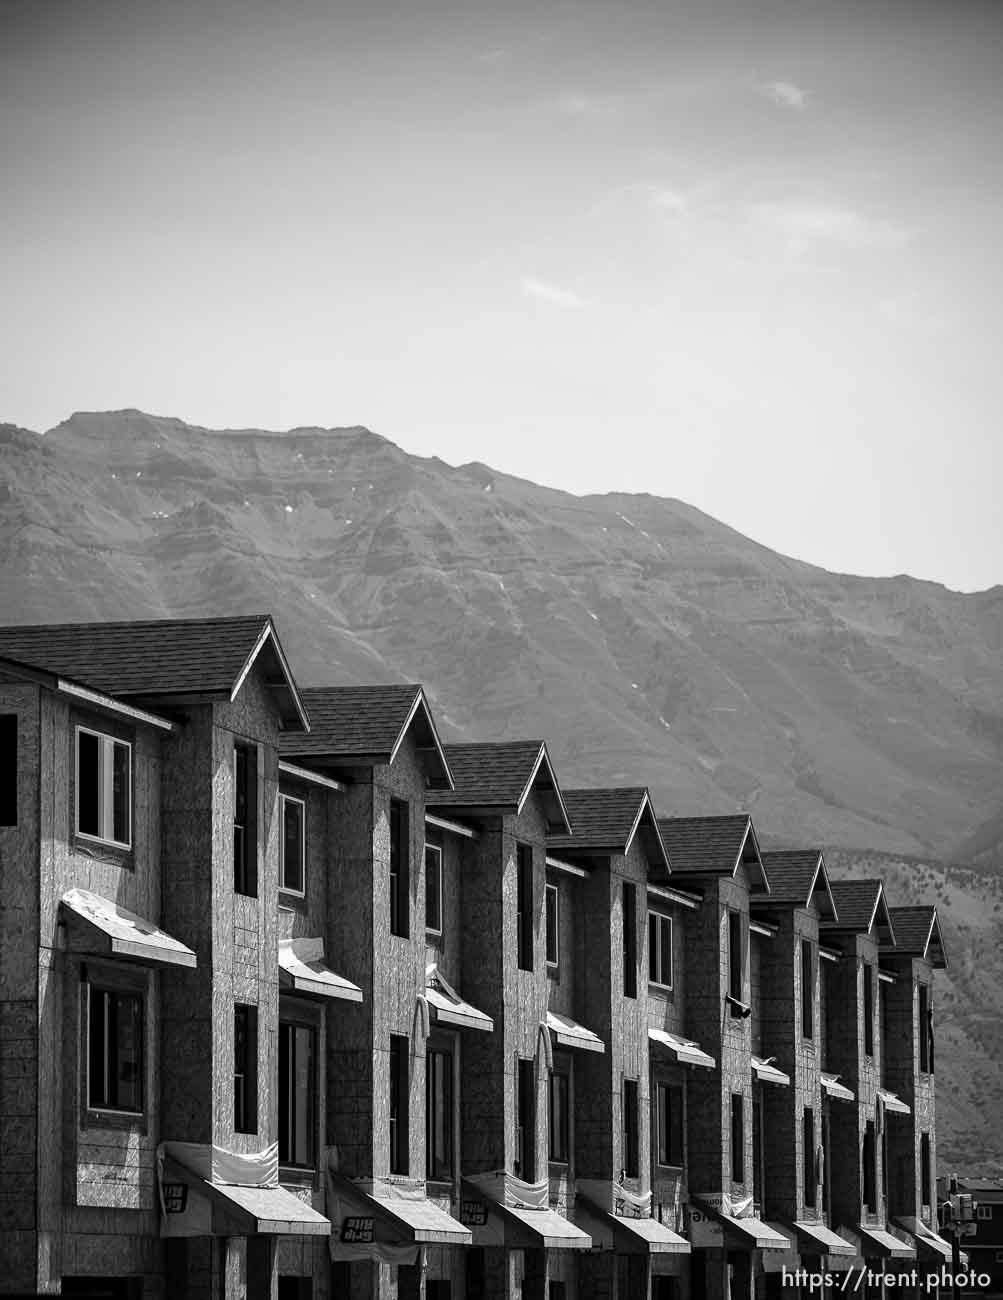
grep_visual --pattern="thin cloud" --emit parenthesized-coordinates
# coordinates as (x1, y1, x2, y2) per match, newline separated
(521, 277, 585, 309)
(760, 80, 808, 109)
(649, 187, 688, 214)
(750, 202, 907, 252)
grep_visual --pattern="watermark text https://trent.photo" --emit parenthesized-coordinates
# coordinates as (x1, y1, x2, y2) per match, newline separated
(781, 1267, 993, 1292)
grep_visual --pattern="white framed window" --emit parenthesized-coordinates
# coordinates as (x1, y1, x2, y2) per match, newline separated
(649, 911, 673, 988)
(545, 883, 559, 968)
(280, 794, 306, 895)
(979, 1205, 993, 1220)
(75, 726, 131, 849)
(425, 844, 443, 936)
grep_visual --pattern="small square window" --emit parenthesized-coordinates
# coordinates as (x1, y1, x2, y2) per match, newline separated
(88, 984, 143, 1114)
(425, 844, 443, 936)
(76, 726, 131, 849)
(545, 883, 559, 968)
(280, 795, 306, 895)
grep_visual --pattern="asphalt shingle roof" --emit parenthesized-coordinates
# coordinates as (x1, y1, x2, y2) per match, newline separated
(655, 815, 752, 876)
(0, 614, 276, 698)
(548, 788, 652, 853)
(281, 685, 423, 759)
(821, 879, 887, 934)
(425, 741, 547, 808)
(758, 850, 824, 906)
(884, 906, 938, 954)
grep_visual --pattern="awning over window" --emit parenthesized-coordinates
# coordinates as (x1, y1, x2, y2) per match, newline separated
(279, 938, 362, 1002)
(751, 1056, 791, 1087)
(327, 1172, 471, 1261)
(876, 1088, 911, 1116)
(425, 966, 494, 1033)
(546, 1010, 604, 1054)
(894, 1217, 959, 1265)
(787, 1220, 858, 1256)
(575, 1182, 689, 1254)
(852, 1224, 915, 1258)
(821, 1072, 855, 1103)
(648, 1028, 716, 1070)
(463, 1173, 592, 1251)
(62, 888, 196, 969)
(692, 1198, 791, 1250)
(158, 1142, 329, 1238)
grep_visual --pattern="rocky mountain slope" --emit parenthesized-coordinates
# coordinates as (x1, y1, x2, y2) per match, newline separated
(2, 408, 1001, 1167)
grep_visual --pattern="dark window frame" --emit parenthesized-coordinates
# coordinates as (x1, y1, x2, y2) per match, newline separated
(862, 1120, 877, 1211)
(279, 793, 306, 896)
(516, 844, 534, 971)
(863, 962, 875, 1057)
(918, 984, 930, 1073)
(390, 1033, 410, 1175)
(426, 1043, 454, 1181)
(0, 714, 16, 827)
(920, 1132, 932, 1210)
(655, 1080, 683, 1168)
(233, 742, 258, 897)
(389, 799, 410, 938)
(728, 910, 744, 1002)
(649, 911, 673, 989)
(516, 1057, 536, 1180)
(279, 1018, 317, 1168)
(76, 724, 132, 850)
(623, 882, 638, 999)
(545, 882, 559, 969)
(803, 1107, 817, 1208)
(548, 1064, 570, 1164)
(87, 982, 144, 1115)
(731, 1093, 745, 1184)
(801, 939, 815, 1040)
(425, 842, 443, 937)
(623, 1077, 640, 1178)
(234, 1003, 259, 1135)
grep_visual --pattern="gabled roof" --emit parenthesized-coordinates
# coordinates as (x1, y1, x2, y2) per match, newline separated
(882, 906, 948, 969)
(0, 614, 308, 730)
(821, 879, 895, 941)
(426, 741, 571, 834)
(756, 850, 837, 920)
(547, 788, 669, 874)
(656, 815, 769, 893)
(281, 685, 452, 788)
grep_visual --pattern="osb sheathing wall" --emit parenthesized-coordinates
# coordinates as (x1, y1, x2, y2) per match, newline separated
(758, 907, 824, 1221)
(23, 685, 168, 1293)
(825, 933, 884, 1229)
(0, 682, 42, 1292)
(459, 795, 552, 1181)
(684, 873, 754, 1200)
(882, 956, 937, 1222)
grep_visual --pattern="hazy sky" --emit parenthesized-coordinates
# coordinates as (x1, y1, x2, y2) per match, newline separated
(3, 0, 1001, 591)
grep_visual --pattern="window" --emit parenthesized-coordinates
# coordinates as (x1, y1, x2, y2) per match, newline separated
(389, 1034, 409, 1174)
(426, 1046, 453, 1180)
(233, 743, 257, 896)
(821, 1112, 831, 1212)
(753, 1090, 764, 1206)
(921, 1133, 932, 1210)
(862, 1121, 876, 1211)
(649, 912, 673, 988)
(76, 726, 131, 848)
(801, 940, 815, 1039)
(0, 714, 16, 826)
(623, 883, 638, 999)
(517, 844, 534, 971)
(623, 1078, 640, 1178)
(87, 984, 143, 1113)
(728, 910, 744, 1002)
(389, 800, 409, 938)
(655, 1081, 683, 1167)
(279, 1021, 316, 1166)
(234, 1003, 258, 1134)
(545, 883, 559, 968)
(280, 795, 305, 895)
(863, 963, 875, 1057)
(427, 1285, 453, 1300)
(803, 1108, 816, 1208)
(919, 984, 931, 1073)
(516, 1057, 536, 1180)
(425, 844, 443, 936)
(731, 1093, 745, 1184)
(548, 1066, 569, 1163)
(978, 1205, 993, 1221)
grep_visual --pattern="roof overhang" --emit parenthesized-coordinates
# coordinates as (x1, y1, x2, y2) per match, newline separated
(61, 888, 196, 968)
(230, 619, 310, 733)
(462, 1174, 591, 1250)
(648, 1027, 716, 1070)
(329, 1173, 471, 1248)
(278, 760, 347, 793)
(517, 742, 571, 835)
(546, 1010, 604, 1054)
(426, 966, 494, 1033)
(389, 688, 454, 790)
(751, 1056, 791, 1087)
(735, 818, 769, 894)
(821, 1072, 855, 1103)
(575, 1182, 690, 1254)
(279, 938, 362, 1002)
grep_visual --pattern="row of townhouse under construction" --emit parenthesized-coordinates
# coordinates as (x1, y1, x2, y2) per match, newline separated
(0, 614, 952, 1300)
